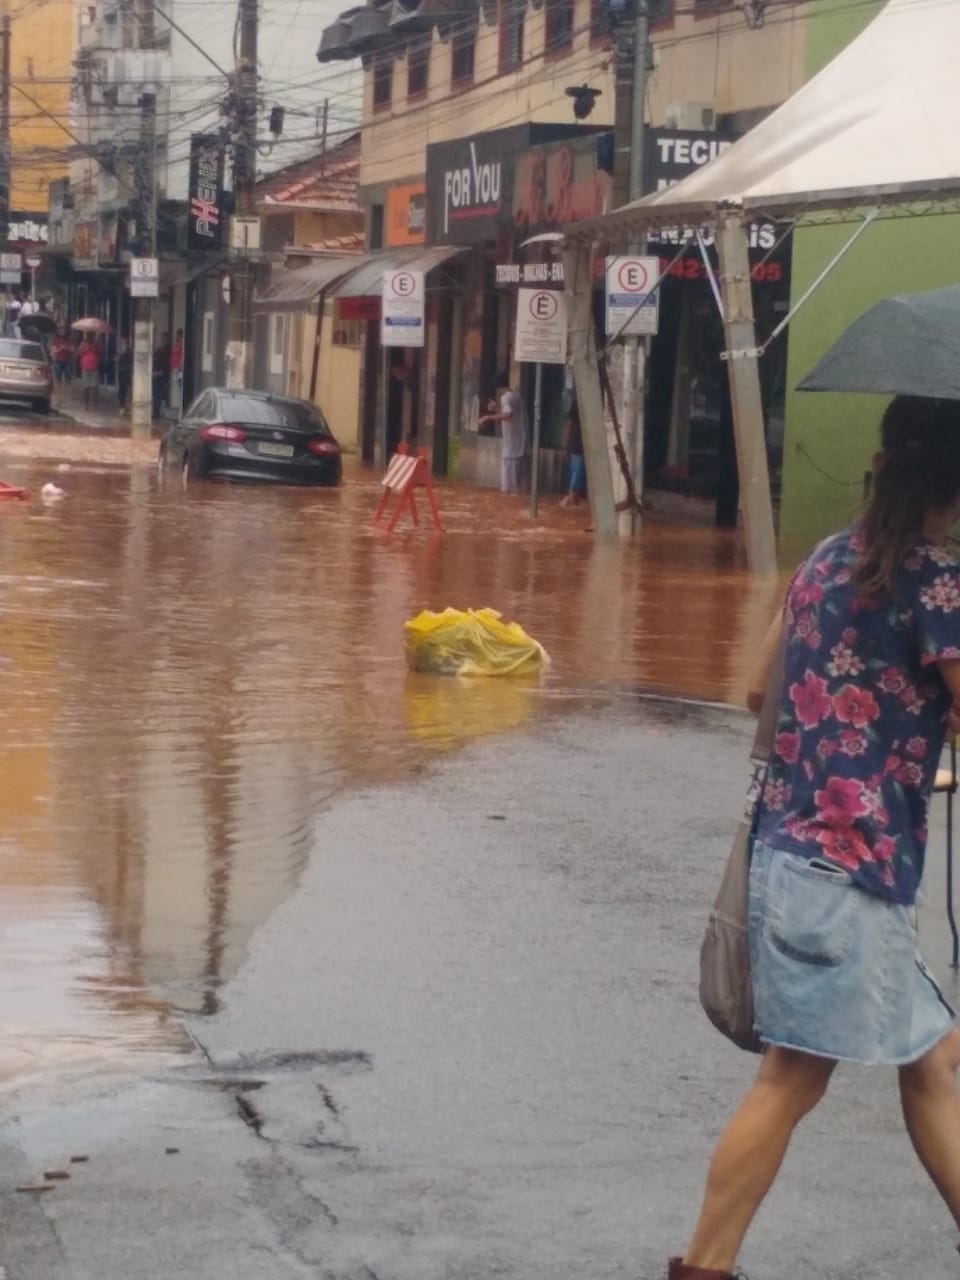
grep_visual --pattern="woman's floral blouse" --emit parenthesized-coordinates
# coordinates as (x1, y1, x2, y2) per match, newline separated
(756, 528, 960, 905)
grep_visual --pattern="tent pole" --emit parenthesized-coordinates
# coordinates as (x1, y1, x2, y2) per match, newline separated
(716, 203, 778, 577)
(563, 240, 617, 540)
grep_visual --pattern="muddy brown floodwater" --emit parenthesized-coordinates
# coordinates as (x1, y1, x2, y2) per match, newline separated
(0, 433, 782, 1084)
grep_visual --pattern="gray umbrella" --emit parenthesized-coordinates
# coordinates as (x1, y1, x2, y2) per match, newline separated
(798, 284, 960, 400)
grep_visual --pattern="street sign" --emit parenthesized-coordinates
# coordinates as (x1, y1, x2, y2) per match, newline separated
(0, 252, 21, 286)
(381, 268, 425, 348)
(229, 216, 261, 252)
(514, 287, 567, 364)
(605, 255, 660, 337)
(130, 257, 159, 298)
(25, 255, 42, 270)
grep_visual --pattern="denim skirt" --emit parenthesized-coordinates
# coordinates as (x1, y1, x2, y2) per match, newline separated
(748, 840, 955, 1066)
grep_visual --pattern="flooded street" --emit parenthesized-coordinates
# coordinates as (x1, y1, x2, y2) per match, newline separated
(0, 428, 779, 1085)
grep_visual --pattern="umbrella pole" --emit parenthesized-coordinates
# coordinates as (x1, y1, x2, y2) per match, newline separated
(716, 203, 777, 577)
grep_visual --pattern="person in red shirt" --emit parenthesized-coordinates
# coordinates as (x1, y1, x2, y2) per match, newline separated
(78, 337, 99, 408)
(49, 332, 72, 384)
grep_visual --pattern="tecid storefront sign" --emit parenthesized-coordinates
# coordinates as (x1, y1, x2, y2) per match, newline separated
(381, 268, 425, 348)
(644, 127, 776, 253)
(605, 256, 660, 337)
(514, 288, 567, 364)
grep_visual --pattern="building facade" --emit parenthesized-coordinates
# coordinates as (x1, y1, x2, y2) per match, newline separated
(318, 0, 812, 497)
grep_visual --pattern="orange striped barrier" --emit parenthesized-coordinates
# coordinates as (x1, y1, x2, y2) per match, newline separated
(372, 445, 444, 534)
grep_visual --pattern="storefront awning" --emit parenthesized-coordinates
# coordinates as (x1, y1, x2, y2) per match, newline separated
(253, 258, 357, 314)
(329, 244, 465, 299)
(317, 4, 390, 62)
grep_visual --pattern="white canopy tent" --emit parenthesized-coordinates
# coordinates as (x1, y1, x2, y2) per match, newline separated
(565, 0, 960, 570)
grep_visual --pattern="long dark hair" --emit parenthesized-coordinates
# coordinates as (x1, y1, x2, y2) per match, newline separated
(856, 396, 960, 597)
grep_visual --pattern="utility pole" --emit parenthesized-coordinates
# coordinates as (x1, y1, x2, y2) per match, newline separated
(226, 0, 258, 390)
(0, 5, 10, 245)
(610, 0, 649, 535)
(627, 0, 648, 536)
(131, 0, 157, 437)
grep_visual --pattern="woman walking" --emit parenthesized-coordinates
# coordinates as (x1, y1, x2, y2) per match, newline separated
(671, 396, 960, 1279)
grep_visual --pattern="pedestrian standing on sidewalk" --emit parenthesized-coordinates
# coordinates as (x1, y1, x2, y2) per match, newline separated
(169, 328, 184, 417)
(49, 331, 72, 384)
(478, 373, 527, 495)
(78, 337, 99, 410)
(560, 395, 586, 508)
(116, 338, 132, 413)
(152, 333, 170, 420)
(670, 396, 960, 1280)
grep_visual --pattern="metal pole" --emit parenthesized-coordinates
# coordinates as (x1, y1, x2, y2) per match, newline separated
(716, 204, 777, 576)
(530, 361, 542, 518)
(563, 240, 617, 540)
(131, 84, 156, 438)
(627, 0, 648, 535)
(226, 0, 258, 390)
(380, 342, 389, 471)
(0, 8, 10, 245)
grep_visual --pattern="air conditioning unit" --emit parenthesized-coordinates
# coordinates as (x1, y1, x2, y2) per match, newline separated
(664, 102, 716, 132)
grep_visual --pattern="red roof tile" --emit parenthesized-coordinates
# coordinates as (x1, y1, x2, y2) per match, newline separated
(257, 132, 361, 215)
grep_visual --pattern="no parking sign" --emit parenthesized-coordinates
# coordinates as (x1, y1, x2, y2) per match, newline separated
(514, 287, 567, 364)
(381, 268, 425, 348)
(605, 256, 660, 337)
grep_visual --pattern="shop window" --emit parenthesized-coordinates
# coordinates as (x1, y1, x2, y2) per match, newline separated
(407, 40, 430, 99)
(499, 0, 524, 74)
(451, 27, 476, 87)
(650, 0, 675, 19)
(333, 318, 364, 348)
(369, 203, 384, 250)
(544, 0, 573, 57)
(373, 54, 392, 110)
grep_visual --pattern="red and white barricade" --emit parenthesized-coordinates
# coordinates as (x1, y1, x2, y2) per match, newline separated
(372, 445, 444, 534)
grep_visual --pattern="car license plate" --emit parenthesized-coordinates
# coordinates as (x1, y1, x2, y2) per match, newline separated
(2, 365, 21, 376)
(257, 442, 294, 458)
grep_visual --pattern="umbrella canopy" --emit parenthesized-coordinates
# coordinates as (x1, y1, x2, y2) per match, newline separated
(798, 285, 960, 400)
(70, 317, 114, 335)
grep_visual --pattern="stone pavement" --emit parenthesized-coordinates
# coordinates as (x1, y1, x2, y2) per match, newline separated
(1, 699, 959, 1279)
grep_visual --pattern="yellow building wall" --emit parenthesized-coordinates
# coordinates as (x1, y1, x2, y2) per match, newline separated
(9, 0, 73, 214)
(360, 0, 811, 190)
(292, 210, 361, 245)
(302, 301, 361, 452)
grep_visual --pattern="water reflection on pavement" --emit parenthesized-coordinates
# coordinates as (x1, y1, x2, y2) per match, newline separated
(0, 434, 780, 1083)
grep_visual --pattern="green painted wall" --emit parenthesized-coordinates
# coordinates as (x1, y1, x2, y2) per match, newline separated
(778, 1, 960, 556)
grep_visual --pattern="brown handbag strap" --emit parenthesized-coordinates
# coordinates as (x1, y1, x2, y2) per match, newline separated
(750, 630, 785, 763)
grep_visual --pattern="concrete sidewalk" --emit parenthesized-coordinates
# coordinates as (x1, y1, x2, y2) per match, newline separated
(1, 700, 958, 1279)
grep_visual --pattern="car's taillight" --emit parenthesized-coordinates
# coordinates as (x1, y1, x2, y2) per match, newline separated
(36, 365, 51, 379)
(307, 437, 340, 457)
(200, 423, 247, 442)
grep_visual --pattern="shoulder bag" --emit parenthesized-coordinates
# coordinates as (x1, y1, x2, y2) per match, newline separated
(698, 640, 784, 1053)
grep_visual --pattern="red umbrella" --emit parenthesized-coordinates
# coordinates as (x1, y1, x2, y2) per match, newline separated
(70, 317, 114, 335)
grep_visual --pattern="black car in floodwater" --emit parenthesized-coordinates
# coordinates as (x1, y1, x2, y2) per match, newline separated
(159, 388, 343, 487)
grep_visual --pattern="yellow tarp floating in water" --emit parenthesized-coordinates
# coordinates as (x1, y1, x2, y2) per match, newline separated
(405, 608, 549, 677)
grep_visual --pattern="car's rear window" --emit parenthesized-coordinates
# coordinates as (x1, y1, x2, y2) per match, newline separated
(0, 340, 45, 362)
(217, 393, 331, 434)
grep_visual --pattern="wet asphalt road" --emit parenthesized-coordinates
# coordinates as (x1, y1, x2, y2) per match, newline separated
(3, 701, 960, 1280)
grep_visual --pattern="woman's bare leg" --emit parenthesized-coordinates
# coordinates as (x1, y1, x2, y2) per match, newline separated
(900, 1027, 960, 1228)
(683, 1046, 836, 1271)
